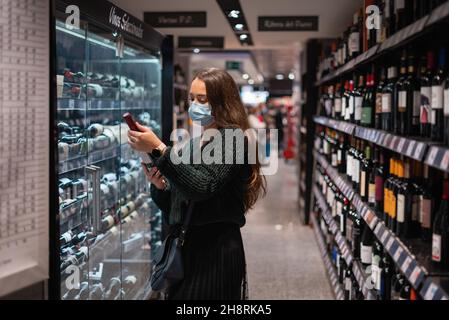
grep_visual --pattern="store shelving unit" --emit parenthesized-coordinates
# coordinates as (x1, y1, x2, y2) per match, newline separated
(312, 148, 449, 300)
(316, 1, 449, 87)
(310, 212, 345, 300)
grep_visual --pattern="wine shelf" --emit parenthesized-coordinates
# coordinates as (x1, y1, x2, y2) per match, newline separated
(314, 150, 449, 300)
(315, 1, 449, 86)
(313, 185, 377, 300)
(58, 98, 160, 111)
(310, 212, 345, 300)
(313, 116, 445, 166)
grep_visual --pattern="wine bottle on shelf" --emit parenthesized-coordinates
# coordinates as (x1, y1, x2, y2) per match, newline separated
(395, 0, 406, 31)
(404, 53, 421, 136)
(410, 160, 423, 237)
(328, 85, 335, 118)
(361, 220, 374, 269)
(348, 80, 356, 123)
(396, 50, 408, 135)
(392, 273, 405, 300)
(396, 159, 414, 238)
(371, 240, 383, 297)
(344, 264, 353, 300)
(404, 0, 415, 26)
(376, 67, 387, 129)
(399, 279, 411, 300)
(431, 48, 446, 142)
(354, 75, 365, 126)
(352, 209, 363, 260)
(346, 137, 354, 184)
(360, 144, 372, 203)
(335, 82, 343, 120)
(382, 66, 398, 132)
(431, 175, 449, 269)
(104, 277, 121, 300)
(348, 11, 361, 60)
(342, 80, 350, 121)
(420, 165, 434, 242)
(389, 158, 399, 232)
(368, 147, 377, 208)
(361, 73, 375, 128)
(375, 151, 386, 217)
(420, 51, 435, 138)
(444, 63, 449, 145)
(74, 282, 89, 300)
(382, 253, 394, 300)
(337, 135, 347, 174)
(353, 140, 364, 191)
(341, 197, 350, 237)
(383, 157, 392, 224)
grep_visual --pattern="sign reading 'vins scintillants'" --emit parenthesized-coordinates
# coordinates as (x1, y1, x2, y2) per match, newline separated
(258, 16, 319, 31)
(144, 12, 206, 27)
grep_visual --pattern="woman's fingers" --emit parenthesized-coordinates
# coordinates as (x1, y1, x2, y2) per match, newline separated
(135, 122, 151, 133)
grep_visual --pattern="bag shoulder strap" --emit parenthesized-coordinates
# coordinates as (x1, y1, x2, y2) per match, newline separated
(178, 201, 194, 246)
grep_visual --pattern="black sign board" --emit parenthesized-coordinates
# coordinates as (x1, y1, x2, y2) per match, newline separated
(178, 36, 224, 49)
(144, 12, 206, 28)
(258, 16, 319, 31)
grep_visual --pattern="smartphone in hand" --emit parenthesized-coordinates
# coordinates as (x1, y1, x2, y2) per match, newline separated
(123, 112, 154, 167)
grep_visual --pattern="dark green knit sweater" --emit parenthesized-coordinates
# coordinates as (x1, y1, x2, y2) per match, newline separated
(150, 128, 251, 227)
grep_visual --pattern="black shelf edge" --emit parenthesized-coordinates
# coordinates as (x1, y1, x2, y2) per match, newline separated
(314, 151, 449, 299)
(314, 117, 430, 163)
(310, 212, 345, 300)
(314, 1, 449, 86)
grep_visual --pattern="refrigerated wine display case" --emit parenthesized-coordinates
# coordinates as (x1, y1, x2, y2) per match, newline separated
(51, 0, 172, 300)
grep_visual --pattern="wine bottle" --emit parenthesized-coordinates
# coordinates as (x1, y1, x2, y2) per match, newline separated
(353, 140, 364, 191)
(60, 231, 73, 246)
(348, 80, 356, 122)
(361, 73, 375, 127)
(404, 53, 421, 136)
(431, 48, 446, 142)
(420, 165, 434, 242)
(344, 264, 353, 300)
(335, 82, 343, 120)
(74, 282, 89, 300)
(382, 66, 398, 131)
(341, 197, 349, 237)
(361, 221, 374, 269)
(354, 75, 365, 125)
(360, 144, 372, 202)
(104, 277, 121, 300)
(382, 253, 394, 300)
(342, 80, 350, 121)
(389, 158, 399, 232)
(101, 214, 115, 232)
(399, 279, 411, 300)
(411, 160, 423, 237)
(396, 51, 408, 135)
(375, 151, 386, 216)
(353, 209, 363, 260)
(348, 12, 361, 59)
(420, 51, 434, 138)
(371, 240, 383, 295)
(431, 176, 449, 269)
(384, 158, 393, 224)
(376, 67, 387, 129)
(444, 65, 449, 145)
(368, 147, 377, 207)
(397, 159, 414, 238)
(346, 137, 354, 183)
(337, 135, 347, 174)
(395, 0, 406, 31)
(392, 273, 405, 300)
(89, 283, 104, 300)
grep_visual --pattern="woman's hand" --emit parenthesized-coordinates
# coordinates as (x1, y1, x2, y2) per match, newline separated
(127, 123, 162, 153)
(142, 163, 166, 190)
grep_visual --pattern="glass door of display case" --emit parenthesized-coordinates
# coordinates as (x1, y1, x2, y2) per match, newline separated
(54, 7, 165, 299)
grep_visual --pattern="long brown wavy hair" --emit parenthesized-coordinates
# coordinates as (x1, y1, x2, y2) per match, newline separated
(193, 68, 266, 212)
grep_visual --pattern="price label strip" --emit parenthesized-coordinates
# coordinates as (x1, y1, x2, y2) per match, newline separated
(427, 1, 449, 25)
(408, 265, 425, 289)
(406, 140, 416, 158)
(425, 146, 439, 168)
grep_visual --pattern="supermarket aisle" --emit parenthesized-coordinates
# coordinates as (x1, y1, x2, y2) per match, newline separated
(242, 157, 333, 300)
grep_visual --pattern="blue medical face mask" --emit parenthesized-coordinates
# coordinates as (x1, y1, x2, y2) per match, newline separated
(188, 101, 214, 126)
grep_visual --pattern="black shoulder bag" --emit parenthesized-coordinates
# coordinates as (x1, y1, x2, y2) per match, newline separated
(150, 202, 194, 292)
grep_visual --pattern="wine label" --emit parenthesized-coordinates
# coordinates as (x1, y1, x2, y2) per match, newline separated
(421, 87, 432, 124)
(61, 232, 72, 244)
(337, 149, 342, 164)
(432, 85, 444, 110)
(376, 93, 383, 114)
(347, 154, 353, 178)
(391, 193, 397, 219)
(355, 97, 363, 121)
(398, 91, 407, 112)
(349, 32, 360, 55)
(332, 153, 338, 167)
(368, 183, 376, 204)
(413, 91, 421, 116)
(432, 234, 442, 262)
(353, 159, 360, 184)
(361, 244, 373, 264)
(361, 106, 373, 125)
(444, 89, 449, 116)
(345, 277, 352, 291)
(397, 194, 405, 223)
(360, 171, 367, 197)
(375, 176, 383, 202)
(395, 0, 405, 9)
(371, 264, 379, 290)
(337, 201, 342, 217)
(412, 195, 420, 222)
(335, 98, 342, 112)
(325, 99, 333, 114)
(421, 197, 432, 228)
(382, 93, 392, 113)
(349, 96, 355, 115)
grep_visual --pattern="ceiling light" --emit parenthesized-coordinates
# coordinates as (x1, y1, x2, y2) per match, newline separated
(242, 73, 249, 80)
(248, 79, 254, 85)
(228, 10, 240, 18)
(258, 74, 264, 82)
(288, 73, 295, 80)
(239, 34, 248, 40)
(193, 48, 200, 54)
(235, 23, 244, 30)
(275, 74, 284, 80)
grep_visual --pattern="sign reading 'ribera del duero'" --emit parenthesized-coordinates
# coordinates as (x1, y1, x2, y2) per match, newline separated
(258, 16, 318, 31)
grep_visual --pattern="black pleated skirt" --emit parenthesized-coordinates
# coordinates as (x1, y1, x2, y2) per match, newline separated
(167, 222, 247, 300)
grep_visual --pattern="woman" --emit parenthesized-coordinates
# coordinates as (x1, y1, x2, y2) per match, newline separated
(128, 68, 266, 300)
